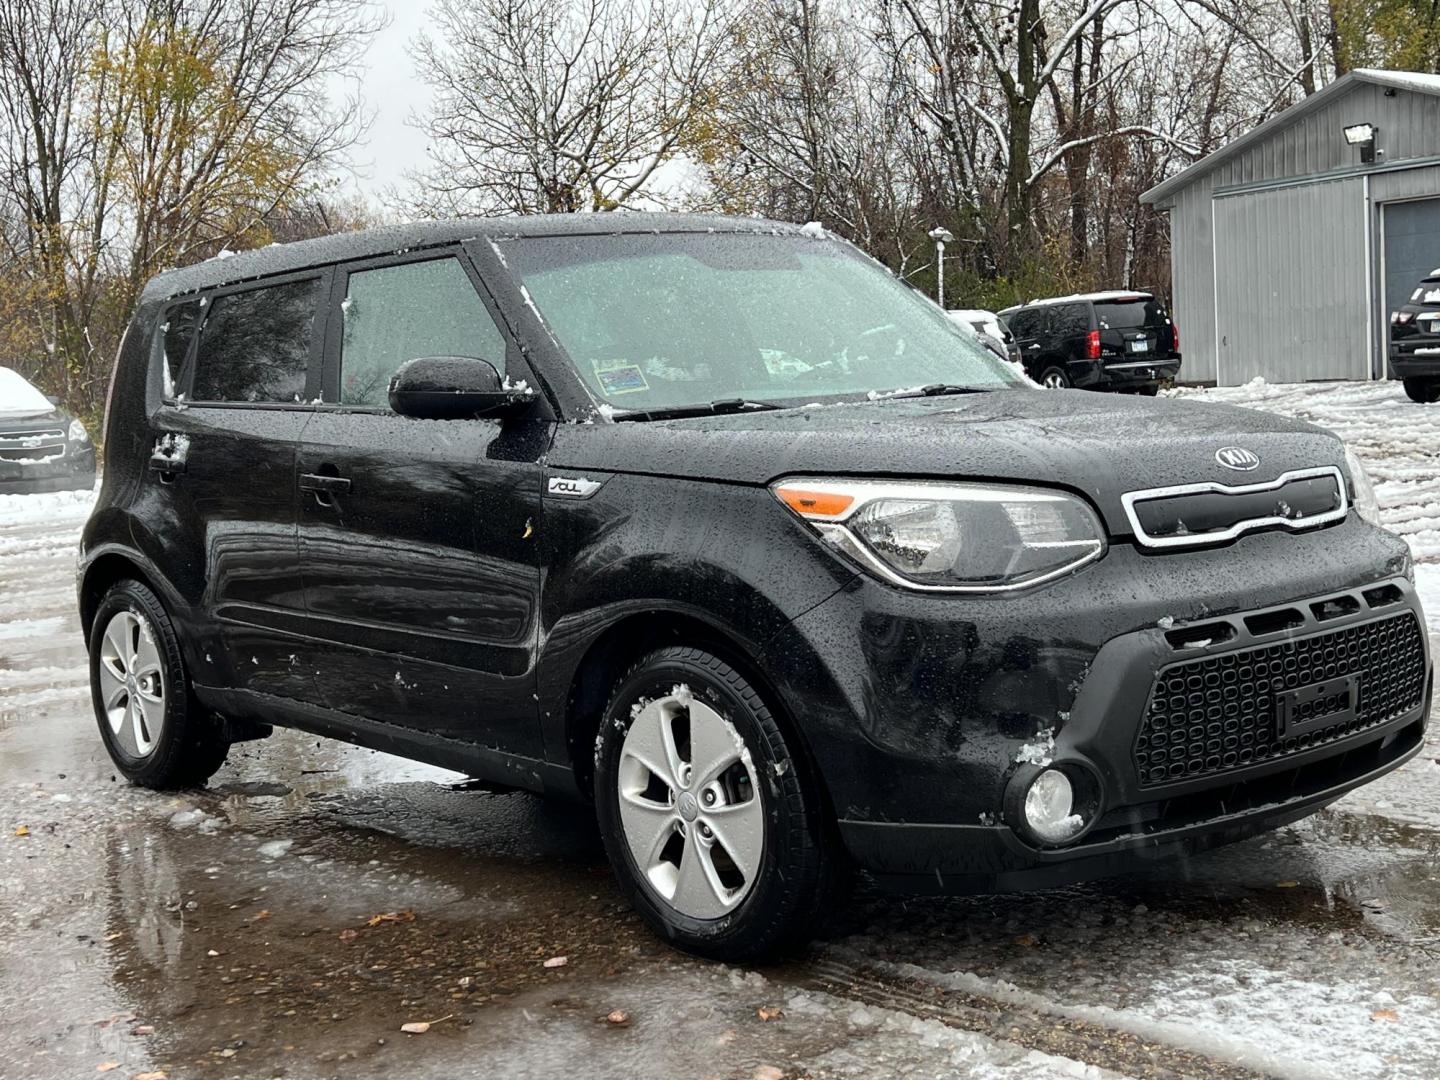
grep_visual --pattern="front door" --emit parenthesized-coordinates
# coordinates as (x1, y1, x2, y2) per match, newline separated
(296, 252, 547, 757)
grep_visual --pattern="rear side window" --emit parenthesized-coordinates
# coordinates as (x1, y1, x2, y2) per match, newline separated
(190, 278, 319, 403)
(339, 257, 507, 407)
(1094, 297, 1168, 329)
(1050, 303, 1090, 337)
(154, 299, 202, 398)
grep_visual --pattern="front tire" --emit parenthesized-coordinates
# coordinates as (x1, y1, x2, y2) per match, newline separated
(1403, 377, 1440, 403)
(89, 580, 230, 788)
(594, 646, 836, 961)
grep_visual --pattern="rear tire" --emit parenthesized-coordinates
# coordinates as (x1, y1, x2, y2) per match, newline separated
(1403, 377, 1440, 403)
(1039, 365, 1072, 389)
(89, 580, 230, 789)
(593, 646, 838, 961)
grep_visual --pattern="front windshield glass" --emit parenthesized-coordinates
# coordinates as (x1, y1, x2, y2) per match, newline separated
(500, 232, 1023, 413)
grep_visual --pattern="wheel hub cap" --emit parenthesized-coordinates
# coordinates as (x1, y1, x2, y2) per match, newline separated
(677, 791, 699, 821)
(615, 689, 765, 920)
(97, 610, 166, 759)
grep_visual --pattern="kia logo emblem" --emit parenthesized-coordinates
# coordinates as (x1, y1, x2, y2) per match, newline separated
(1215, 446, 1260, 471)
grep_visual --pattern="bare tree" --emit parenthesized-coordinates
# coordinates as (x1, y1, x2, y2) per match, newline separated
(0, 0, 382, 415)
(409, 0, 734, 215)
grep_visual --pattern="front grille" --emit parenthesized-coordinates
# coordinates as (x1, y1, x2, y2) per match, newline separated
(1122, 467, 1348, 549)
(0, 427, 65, 462)
(1134, 611, 1426, 787)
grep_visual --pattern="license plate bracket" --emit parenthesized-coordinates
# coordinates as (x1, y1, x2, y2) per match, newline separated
(1275, 675, 1357, 737)
(1128, 339, 1150, 353)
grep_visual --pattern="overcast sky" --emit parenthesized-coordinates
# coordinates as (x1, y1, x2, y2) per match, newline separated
(337, 2, 436, 205)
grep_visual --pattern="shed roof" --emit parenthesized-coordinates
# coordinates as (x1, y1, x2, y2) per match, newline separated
(1141, 69, 1440, 206)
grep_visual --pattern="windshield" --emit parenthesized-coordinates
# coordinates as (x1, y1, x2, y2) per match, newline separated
(1093, 298, 1168, 330)
(500, 232, 1023, 413)
(0, 366, 54, 419)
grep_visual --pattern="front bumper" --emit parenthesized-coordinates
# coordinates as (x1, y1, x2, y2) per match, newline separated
(0, 444, 96, 494)
(769, 518, 1426, 891)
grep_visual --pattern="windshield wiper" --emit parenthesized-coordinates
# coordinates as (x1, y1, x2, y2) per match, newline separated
(870, 383, 993, 401)
(612, 398, 787, 422)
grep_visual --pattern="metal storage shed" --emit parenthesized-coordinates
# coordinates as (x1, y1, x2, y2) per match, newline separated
(1141, 69, 1440, 386)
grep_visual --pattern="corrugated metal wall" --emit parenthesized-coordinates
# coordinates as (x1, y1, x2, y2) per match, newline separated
(1157, 82, 1440, 384)
(1167, 178, 1220, 382)
(1213, 180, 1369, 383)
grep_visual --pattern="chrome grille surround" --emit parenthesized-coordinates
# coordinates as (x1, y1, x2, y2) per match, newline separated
(1121, 465, 1348, 549)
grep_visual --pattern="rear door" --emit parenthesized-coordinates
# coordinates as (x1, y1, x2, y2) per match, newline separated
(295, 250, 546, 757)
(1092, 296, 1175, 362)
(150, 273, 325, 702)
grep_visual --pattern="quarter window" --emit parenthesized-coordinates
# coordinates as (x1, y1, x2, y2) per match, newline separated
(190, 279, 319, 403)
(339, 257, 507, 407)
(1050, 303, 1091, 337)
(155, 299, 202, 398)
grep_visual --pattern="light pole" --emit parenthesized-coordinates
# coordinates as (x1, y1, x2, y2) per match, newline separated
(928, 227, 955, 309)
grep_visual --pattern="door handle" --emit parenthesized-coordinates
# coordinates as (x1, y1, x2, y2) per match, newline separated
(299, 473, 351, 495)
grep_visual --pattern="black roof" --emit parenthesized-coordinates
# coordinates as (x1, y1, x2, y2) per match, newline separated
(141, 212, 808, 301)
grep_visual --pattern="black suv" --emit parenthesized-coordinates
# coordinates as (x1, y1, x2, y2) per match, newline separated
(80, 216, 1428, 961)
(1000, 291, 1181, 392)
(1389, 269, 1440, 401)
(0, 365, 96, 494)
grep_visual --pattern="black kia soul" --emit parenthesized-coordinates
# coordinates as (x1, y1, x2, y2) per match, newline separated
(81, 215, 1429, 960)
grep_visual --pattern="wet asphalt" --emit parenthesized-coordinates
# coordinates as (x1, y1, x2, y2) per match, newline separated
(4, 497, 1440, 1080)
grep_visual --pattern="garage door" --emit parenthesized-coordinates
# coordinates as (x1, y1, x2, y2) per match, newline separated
(1214, 180, 1368, 385)
(1382, 197, 1440, 322)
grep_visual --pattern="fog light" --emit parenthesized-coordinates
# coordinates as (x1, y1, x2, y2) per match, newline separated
(1023, 769, 1083, 844)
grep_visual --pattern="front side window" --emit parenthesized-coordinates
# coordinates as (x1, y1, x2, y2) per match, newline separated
(1007, 309, 1041, 339)
(154, 299, 202, 398)
(339, 257, 507, 407)
(190, 279, 319, 403)
(500, 233, 1021, 413)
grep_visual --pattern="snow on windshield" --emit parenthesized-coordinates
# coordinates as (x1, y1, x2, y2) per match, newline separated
(501, 232, 1023, 412)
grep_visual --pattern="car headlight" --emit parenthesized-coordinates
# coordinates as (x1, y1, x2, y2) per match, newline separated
(772, 479, 1106, 591)
(1343, 446, 1381, 526)
(67, 418, 89, 444)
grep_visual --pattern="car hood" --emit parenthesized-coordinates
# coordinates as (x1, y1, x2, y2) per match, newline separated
(547, 390, 1350, 538)
(0, 407, 62, 426)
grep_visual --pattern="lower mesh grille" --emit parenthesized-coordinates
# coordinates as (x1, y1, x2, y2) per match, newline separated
(1135, 611, 1426, 788)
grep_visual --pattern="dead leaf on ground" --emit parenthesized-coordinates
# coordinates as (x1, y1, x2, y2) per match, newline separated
(95, 1064, 119, 1073)
(542, 955, 568, 968)
(134, 1072, 168, 1080)
(366, 910, 416, 927)
(400, 1022, 430, 1034)
(104, 932, 123, 941)
(1275, 880, 1299, 888)
(252, 910, 271, 921)
(757, 1005, 784, 1022)
(338, 928, 359, 942)
(602, 1009, 631, 1026)
(1372, 1008, 1400, 1022)
(13, 825, 29, 837)
(131, 1024, 154, 1036)
(1014, 932, 1039, 947)
(753, 1066, 784, 1080)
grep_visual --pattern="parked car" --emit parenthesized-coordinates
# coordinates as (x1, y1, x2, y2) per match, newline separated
(80, 215, 1427, 961)
(1388, 269, 1440, 402)
(947, 308, 1021, 365)
(999, 291, 1181, 393)
(0, 365, 96, 494)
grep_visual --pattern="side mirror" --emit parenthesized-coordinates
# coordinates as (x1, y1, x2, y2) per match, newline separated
(388, 356, 535, 420)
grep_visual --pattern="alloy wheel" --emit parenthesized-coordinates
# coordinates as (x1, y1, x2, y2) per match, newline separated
(97, 610, 166, 758)
(616, 689, 765, 919)
(1042, 370, 1067, 389)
